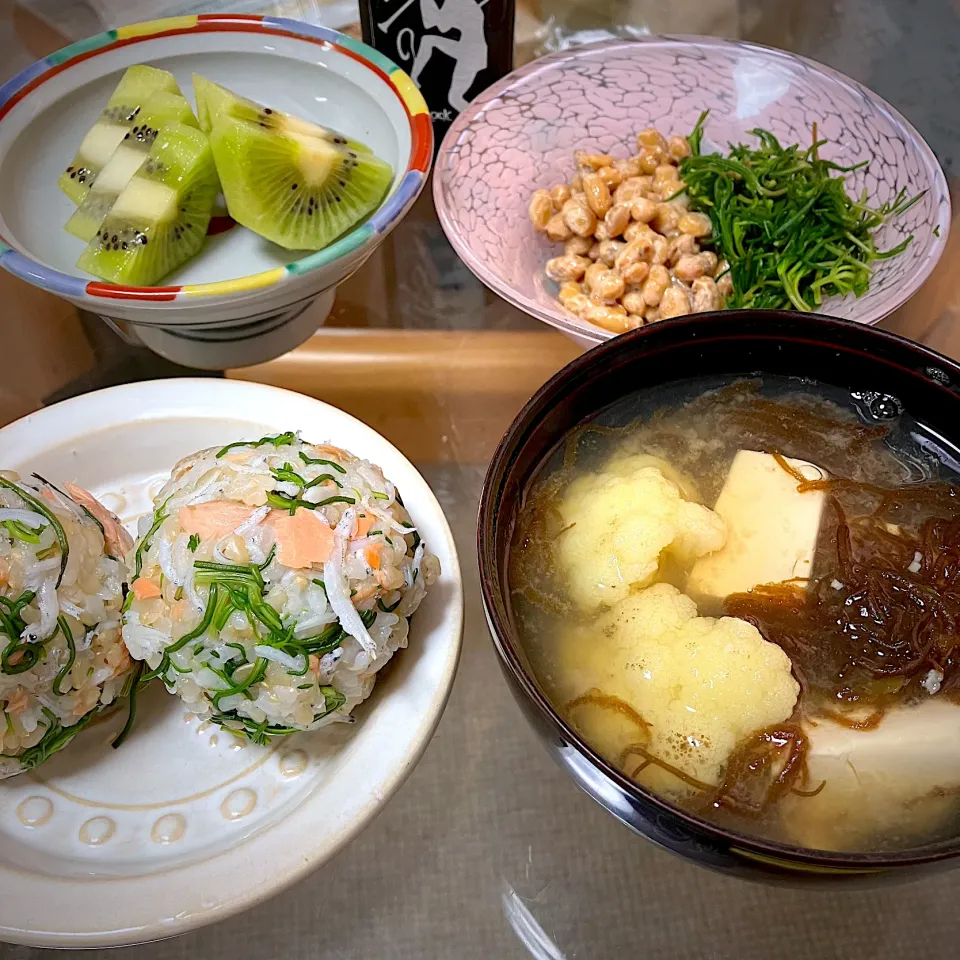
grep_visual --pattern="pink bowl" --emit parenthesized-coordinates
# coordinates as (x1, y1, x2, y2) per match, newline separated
(434, 37, 951, 346)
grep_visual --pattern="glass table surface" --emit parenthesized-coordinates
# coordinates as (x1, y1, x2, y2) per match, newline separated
(1, 0, 960, 957)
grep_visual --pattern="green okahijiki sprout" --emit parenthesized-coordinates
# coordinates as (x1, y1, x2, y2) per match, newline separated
(679, 111, 923, 313)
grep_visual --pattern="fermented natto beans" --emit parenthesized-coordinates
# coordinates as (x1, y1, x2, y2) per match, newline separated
(545, 213, 572, 243)
(561, 197, 597, 238)
(660, 284, 693, 319)
(641, 265, 671, 306)
(565, 235, 594, 257)
(604, 204, 632, 238)
(582, 173, 612, 218)
(545, 255, 589, 282)
(528, 190, 553, 231)
(530, 124, 727, 333)
(691, 276, 723, 313)
(549, 184, 571, 208)
(596, 239, 626, 268)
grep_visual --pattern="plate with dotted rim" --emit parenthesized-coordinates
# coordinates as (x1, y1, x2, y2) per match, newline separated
(0, 379, 463, 947)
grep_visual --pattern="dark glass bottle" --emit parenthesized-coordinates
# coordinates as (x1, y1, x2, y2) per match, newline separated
(360, 0, 516, 149)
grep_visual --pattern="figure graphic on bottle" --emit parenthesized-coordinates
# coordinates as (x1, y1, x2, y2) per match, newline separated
(394, 0, 488, 114)
(367, 0, 511, 135)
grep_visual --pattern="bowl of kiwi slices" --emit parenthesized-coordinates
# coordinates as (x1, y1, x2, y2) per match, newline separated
(0, 15, 433, 369)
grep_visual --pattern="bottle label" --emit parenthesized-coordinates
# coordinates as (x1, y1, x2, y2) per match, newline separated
(362, 0, 514, 144)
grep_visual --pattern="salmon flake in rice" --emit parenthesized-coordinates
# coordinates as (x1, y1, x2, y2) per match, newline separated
(0, 471, 135, 778)
(121, 433, 440, 744)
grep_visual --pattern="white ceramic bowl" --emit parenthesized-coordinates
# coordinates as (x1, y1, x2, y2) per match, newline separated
(0, 379, 462, 947)
(0, 15, 433, 368)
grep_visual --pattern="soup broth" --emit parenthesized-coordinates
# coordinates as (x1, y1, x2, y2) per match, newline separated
(509, 377, 960, 853)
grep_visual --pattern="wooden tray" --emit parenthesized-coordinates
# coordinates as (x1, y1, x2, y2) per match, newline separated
(227, 329, 583, 463)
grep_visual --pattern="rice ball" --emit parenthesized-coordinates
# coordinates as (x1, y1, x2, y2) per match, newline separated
(0, 472, 133, 778)
(121, 433, 440, 743)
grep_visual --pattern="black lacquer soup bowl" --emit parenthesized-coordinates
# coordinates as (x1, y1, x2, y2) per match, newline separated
(479, 310, 960, 884)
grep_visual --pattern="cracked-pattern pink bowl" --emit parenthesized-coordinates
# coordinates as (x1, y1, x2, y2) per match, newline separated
(434, 37, 951, 347)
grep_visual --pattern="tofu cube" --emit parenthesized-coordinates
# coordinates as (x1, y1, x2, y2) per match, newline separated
(782, 701, 960, 851)
(686, 450, 826, 611)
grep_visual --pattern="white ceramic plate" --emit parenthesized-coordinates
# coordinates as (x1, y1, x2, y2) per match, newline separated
(0, 379, 463, 947)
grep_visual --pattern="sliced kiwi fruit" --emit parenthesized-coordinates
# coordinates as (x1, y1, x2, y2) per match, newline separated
(192, 74, 239, 133)
(76, 123, 217, 286)
(192, 74, 370, 152)
(58, 65, 181, 206)
(66, 91, 199, 242)
(208, 114, 393, 251)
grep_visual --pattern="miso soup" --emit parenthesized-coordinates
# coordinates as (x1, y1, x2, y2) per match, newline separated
(509, 377, 960, 853)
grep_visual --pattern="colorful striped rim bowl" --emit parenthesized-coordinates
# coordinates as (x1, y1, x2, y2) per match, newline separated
(0, 15, 432, 368)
